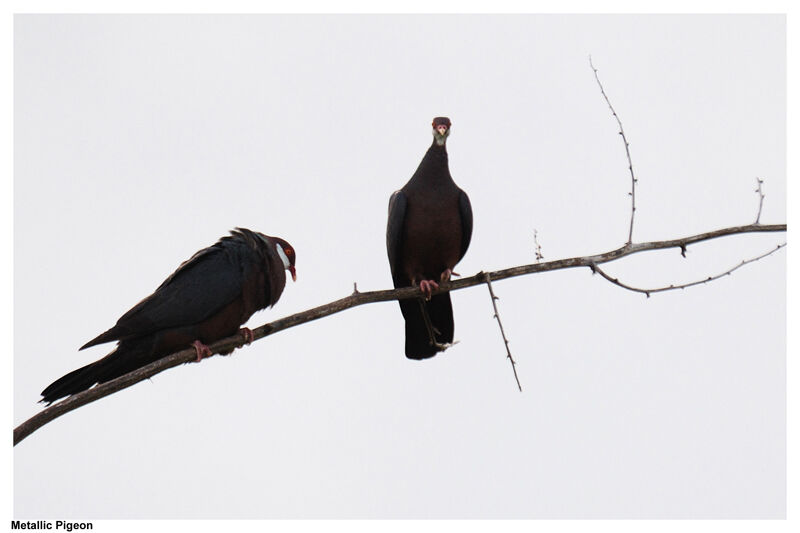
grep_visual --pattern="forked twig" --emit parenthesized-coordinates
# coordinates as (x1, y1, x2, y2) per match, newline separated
(590, 243, 786, 297)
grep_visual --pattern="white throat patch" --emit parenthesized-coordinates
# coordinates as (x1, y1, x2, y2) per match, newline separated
(432, 128, 448, 146)
(276, 243, 291, 269)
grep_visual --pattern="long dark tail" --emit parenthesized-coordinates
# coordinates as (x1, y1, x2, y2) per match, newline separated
(40, 359, 107, 405)
(399, 293, 454, 360)
(40, 340, 152, 405)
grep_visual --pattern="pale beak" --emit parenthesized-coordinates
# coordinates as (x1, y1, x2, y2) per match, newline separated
(289, 266, 297, 282)
(436, 126, 448, 135)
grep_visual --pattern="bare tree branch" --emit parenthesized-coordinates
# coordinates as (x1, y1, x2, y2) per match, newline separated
(13, 221, 785, 446)
(590, 56, 638, 244)
(590, 243, 786, 297)
(484, 273, 522, 392)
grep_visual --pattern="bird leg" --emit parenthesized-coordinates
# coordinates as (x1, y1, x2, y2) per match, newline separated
(192, 340, 213, 362)
(219, 328, 255, 356)
(239, 327, 254, 345)
(416, 299, 452, 352)
(418, 279, 439, 300)
(440, 268, 460, 282)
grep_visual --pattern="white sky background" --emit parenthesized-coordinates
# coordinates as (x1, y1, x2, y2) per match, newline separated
(13, 14, 786, 519)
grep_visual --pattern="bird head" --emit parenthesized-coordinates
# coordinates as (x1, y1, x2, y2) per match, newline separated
(432, 117, 452, 146)
(273, 237, 297, 282)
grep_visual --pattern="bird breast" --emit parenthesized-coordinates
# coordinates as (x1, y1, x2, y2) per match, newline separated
(400, 197, 463, 281)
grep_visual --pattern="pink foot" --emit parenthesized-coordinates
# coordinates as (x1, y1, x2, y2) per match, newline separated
(419, 279, 440, 300)
(440, 268, 460, 282)
(192, 340, 213, 362)
(239, 327, 254, 345)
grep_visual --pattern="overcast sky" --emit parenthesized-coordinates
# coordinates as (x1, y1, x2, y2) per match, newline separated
(13, 14, 786, 519)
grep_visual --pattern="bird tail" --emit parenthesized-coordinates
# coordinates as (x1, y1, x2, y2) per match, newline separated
(400, 293, 454, 360)
(40, 359, 108, 405)
(79, 326, 121, 350)
(40, 343, 147, 405)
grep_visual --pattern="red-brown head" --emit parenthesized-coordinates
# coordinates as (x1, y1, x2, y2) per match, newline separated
(272, 237, 297, 282)
(431, 116, 452, 146)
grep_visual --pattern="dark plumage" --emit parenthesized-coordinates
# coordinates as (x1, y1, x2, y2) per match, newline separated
(387, 117, 473, 359)
(41, 228, 297, 404)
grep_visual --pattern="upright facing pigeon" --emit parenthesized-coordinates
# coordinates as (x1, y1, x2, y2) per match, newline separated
(386, 117, 473, 359)
(41, 228, 297, 404)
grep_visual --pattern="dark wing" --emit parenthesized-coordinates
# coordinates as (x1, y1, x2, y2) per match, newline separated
(458, 188, 473, 261)
(386, 190, 408, 288)
(81, 244, 252, 349)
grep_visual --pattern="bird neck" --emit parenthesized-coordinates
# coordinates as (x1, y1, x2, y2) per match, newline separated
(410, 142, 450, 183)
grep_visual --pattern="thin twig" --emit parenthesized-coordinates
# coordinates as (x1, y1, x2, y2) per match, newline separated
(14, 222, 786, 445)
(484, 273, 522, 392)
(590, 243, 786, 297)
(754, 177, 766, 225)
(590, 56, 638, 245)
(533, 229, 544, 262)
